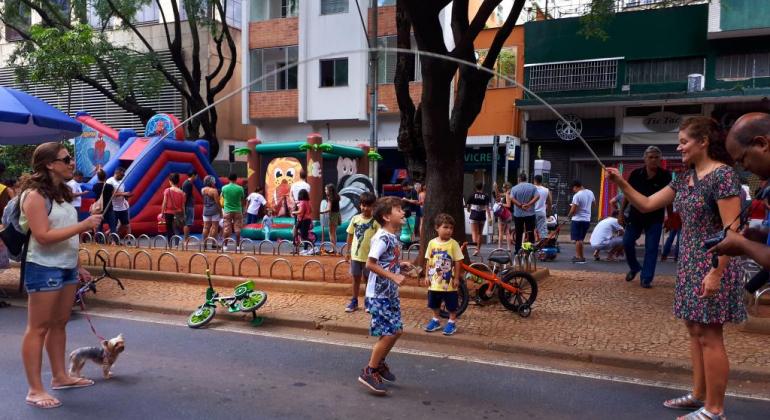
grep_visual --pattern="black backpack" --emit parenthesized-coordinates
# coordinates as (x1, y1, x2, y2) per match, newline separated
(1, 191, 52, 261)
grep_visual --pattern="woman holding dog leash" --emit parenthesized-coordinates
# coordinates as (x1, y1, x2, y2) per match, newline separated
(606, 117, 745, 420)
(19, 142, 102, 409)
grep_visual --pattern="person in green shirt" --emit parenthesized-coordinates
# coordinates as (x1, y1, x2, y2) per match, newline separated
(221, 173, 245, 250)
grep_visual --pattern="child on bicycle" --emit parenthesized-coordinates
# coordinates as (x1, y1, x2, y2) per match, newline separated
(291, 189, 313, 255)
(422, 213, 464, 336)
(344, 192, 379, 312)
(359, 196, 412, 395)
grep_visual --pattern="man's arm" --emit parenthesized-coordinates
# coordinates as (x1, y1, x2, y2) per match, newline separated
(567, 203, 577, 218)
(710, 229, 770, 270)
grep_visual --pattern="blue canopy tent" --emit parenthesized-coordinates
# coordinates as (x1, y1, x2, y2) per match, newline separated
(0, 87, 82, 144)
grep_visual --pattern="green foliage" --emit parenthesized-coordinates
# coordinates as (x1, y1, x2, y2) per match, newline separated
(578, 0, 615, 41)
(0, 145, 36, 181)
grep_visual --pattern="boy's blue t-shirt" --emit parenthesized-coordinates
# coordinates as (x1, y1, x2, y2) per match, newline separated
(366, 229, 401, 300)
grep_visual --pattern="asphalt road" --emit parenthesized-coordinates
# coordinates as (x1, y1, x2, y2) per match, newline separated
(1, 306, 767, 420)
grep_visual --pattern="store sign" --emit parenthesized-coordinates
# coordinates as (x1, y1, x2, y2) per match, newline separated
(643, 111, 681, 132)
(464, 150, 495, 164)
(555, 114, 583, 141)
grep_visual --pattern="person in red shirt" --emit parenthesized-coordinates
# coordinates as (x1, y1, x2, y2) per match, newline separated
(291, 189, 314, 254)
(161, 173, 185, 246)
(661, 209, 682, 261)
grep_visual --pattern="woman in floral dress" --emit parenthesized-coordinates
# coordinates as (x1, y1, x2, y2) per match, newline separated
(607, 117, 745, 420)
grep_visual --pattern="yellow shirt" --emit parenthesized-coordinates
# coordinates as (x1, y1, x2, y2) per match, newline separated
(346, 214, 380, 262)
(424, 238, 464, 292)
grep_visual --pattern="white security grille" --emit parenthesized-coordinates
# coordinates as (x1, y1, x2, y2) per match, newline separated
(716, 52, 770, 80)
(526, 58, 619, 93)
(0, 50, 185, 135)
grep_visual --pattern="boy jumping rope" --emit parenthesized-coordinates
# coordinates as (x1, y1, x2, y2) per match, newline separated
(359, 196, 413, 395)
(423, 213, 464, 335)
(344, 192, 379, 312)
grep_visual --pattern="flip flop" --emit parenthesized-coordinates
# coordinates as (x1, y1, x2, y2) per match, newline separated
(51, 378, 94, 390)
(26, 397, 62, 409)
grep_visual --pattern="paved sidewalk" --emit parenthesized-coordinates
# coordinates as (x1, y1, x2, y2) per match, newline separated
(3, 267, 769, 376)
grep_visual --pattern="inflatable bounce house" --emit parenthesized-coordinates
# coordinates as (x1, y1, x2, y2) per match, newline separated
(74, 112, 221, 234)
(239, 134, 376, 241)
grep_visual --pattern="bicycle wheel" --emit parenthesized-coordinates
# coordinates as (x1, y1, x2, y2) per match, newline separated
(497, 271, 538, 313)
(187, 305, 216, 328)
(439, 280, 469, 319)
(237, 291, 268, 313)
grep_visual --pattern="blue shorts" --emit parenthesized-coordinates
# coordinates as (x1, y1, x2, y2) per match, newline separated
(366, 297, 402, 336)
(24, 262, 79, 293)
(571, 221, 591, 241)
(349, 260, 369, 278)
(185, 205, 194, 226)
(427, 291, 458, 312)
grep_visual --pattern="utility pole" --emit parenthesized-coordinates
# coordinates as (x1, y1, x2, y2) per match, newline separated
(368, 1, 379, 192)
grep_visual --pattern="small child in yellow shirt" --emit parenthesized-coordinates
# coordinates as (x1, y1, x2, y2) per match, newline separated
(422, 213, 464, 335)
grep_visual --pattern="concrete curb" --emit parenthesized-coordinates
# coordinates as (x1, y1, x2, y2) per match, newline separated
(81, 265, 551, 300)
(77, 294, 770, 383)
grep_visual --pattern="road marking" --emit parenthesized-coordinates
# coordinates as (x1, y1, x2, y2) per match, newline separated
(85, 309, 770, 403)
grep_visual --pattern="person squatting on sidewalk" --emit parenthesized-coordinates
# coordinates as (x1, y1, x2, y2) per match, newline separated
(19, 143, 103, 409)
(607, 116, 746, 420)
(344, 192, 379, 313)
(619, 146, 672, 288)
(358, 196, 414, 395)
(589, 209, 625, 261)
(422, 213, 464, 336)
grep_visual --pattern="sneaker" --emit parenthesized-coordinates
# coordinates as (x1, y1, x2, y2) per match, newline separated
(345, 299, 358, 313)
(442, 322, 457, 336)
(378, 361, 396, 382)
(625, 270, 638, 282)
(424, 318, 441, 332)
(358, 367, 386, 395)
(571, 257, 586, 264)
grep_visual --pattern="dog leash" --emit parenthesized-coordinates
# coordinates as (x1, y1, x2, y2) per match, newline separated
(78, 297, 106, 342)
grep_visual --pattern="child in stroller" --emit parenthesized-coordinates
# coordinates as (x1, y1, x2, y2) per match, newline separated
(534, 215, 561, 261)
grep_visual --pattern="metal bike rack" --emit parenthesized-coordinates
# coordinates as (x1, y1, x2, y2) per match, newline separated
(319, 241, 336, 255)
(202, 237, 219, 252)
(258, 240, 275, 255)
(151, 236, 168, 250)
(269, 258, 293, 279)
(78, 248, 91, 266)
(94, 249, 111, 267)
(406, 243, 420, 260)
(169, 235, 184, 250)
(276, 240, 293, 256)
(222, 238, 237, 252)
(488, 248, 512, 262)
(333, 260, 351, 282)
(238, 239, 254, 253)
(108, 233, 121, 245)
(113, 250, 132, 269)
(158, 252, 180, 272)
(183, 236, 200, 251)
(132, 250, 153, 271)
(137, 234, 151, 248)
(213, 255, 235, 276)
(528, 253, 537, 272)
(124, 234, 138, 248)
(301, 260, 325, 281)
(238, 256, 261, 277)
(94, 232, 106, 244)
(80, 232, 93, 244)
(188, 253, 210, 273)
(338, 243, 350, 258)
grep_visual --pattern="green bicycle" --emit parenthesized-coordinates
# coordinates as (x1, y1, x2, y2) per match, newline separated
(187, 269, 268, 328)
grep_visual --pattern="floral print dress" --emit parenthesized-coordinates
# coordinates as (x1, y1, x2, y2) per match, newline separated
(669, 166, 746, 324)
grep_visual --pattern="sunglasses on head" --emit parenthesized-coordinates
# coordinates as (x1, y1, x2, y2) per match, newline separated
(53, 155, 73, 165)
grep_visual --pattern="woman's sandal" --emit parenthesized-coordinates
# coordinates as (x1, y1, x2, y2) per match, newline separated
(26, 397, 62, 409)
(664, 393, 704, 410)
(677, 407, 726, 420)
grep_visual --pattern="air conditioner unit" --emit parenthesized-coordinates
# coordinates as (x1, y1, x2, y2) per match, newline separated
(687, 74, 705, 93)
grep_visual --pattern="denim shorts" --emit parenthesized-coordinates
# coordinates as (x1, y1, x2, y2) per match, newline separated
(24, 262, 79, 293)
(571, 221, 591, 241)
(366, 297, 402, 336)
(185, 205, 194, 226)
(349, 260, 370, 278)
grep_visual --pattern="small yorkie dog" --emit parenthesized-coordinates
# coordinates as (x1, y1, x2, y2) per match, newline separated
(68, 334, 125, 379)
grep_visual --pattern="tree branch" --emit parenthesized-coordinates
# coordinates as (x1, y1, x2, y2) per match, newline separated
(186, 2, 203, 99)
(451, 0, 469, 48)
(454, 0, 501, 59)
(207, 0, 238, 97)
(482, 0, 524, 70)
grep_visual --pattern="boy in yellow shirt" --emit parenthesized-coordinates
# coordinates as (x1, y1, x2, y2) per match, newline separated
(423, 213, 464, 335)
(344, 192, 379, 312)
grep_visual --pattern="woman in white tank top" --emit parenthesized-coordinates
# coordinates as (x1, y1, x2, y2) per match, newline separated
(19, 143, 102, 409)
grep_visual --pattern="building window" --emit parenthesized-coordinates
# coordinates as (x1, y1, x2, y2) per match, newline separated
(477, 47, 517, 88)
(321, 0, 348, 15)
(320, 58, 348, 87)
(251, 0, 298, 21)
(373, 0, 396, 5)
(625, 57, 704, 84)
(716, 53, 770, 80)
(250, 46, 299, 92)
(527, 58, 618, 93)
(134, 2, 159, 24)
(376, 35, 422, 84)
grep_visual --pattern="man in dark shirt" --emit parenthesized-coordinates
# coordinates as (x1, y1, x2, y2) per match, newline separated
(181, 171, 197, 241)
(619, 146, 672, 288)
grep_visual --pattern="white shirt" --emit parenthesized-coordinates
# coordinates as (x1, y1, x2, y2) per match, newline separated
(20, 193, 79, 269)
(66, 179, 82, 207)
(570, 189, 595, 222)
(107, 176, 129, 211)
(590, 217, 623, 247)
(534, 185, 549, 215)
(290, 180, 310, 202)
(246, 192, 267, 215)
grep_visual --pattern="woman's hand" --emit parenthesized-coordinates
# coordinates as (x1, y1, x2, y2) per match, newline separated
(699, 270, 722, 299)
(605, 168, 623, 184)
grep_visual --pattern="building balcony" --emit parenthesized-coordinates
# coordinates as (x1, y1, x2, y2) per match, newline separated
(249, 90, 298, 120)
